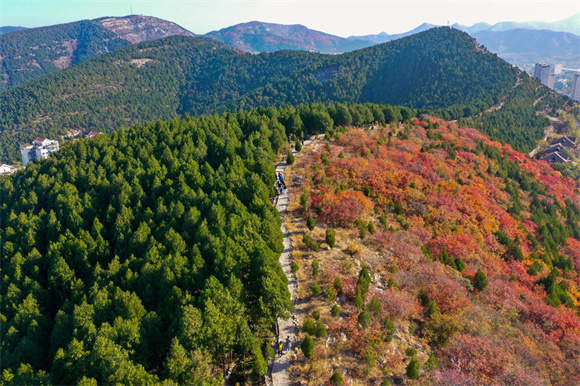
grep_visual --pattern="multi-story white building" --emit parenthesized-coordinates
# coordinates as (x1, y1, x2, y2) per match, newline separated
(20, 137, 60, 166)
(533, 63, 555, 89)
(551, 64, 563, 76)
(572, 73, 580, 102)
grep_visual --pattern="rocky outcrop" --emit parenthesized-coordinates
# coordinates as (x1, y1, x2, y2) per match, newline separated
(98, 15, 194, 44)
(0, 16, 195, 91)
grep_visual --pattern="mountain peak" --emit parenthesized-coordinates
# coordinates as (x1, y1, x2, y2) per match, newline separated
(0, 15, 195, 91)
(96, 15, 194, 44)
(206, 21, 370, 53)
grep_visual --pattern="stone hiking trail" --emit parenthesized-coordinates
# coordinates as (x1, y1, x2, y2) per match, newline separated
(270, 139, 313, 386)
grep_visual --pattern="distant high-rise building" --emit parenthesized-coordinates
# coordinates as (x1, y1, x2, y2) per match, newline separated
(20, 137, 60, 166)
(533, 63, 554, 89)
(572, 74, 580, 102)
(551, 64, 563, 75)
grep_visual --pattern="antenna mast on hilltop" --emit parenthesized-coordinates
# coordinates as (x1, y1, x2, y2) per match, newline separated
(130, 5, 133, 15)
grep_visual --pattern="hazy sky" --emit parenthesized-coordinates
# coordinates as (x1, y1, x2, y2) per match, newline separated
(1, 0, 578, 36)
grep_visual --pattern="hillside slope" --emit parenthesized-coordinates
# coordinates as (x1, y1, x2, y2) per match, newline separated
(0, 102, 398, 384)
(0, 27, 521, 162)
(286, 117, 579, 385)
(0, 15, 193, 91)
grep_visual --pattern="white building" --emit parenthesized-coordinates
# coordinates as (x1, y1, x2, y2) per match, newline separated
(551, 64, 563, 75)
(0, 164, 22, 175)
(20, 137, 60, 166)
(572, 73, 580, 102)
(534, 63, 555, 89)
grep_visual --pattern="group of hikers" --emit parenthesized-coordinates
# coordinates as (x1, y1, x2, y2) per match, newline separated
(275, 172, 286, 196)
(277, 336, 292, 356)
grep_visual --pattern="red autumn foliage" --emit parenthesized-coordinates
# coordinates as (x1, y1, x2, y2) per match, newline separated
(565, 238, 580, 276)
(427, 234, 481, 260)
(297, 117, 580, 384)
(441, 335, 508, 383)
(310, 188, 373, 226)
(380, 288, 422, 319)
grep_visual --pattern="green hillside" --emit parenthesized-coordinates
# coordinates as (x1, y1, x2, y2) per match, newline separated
(0, 102, 398, 384)
(0, 27, 521, 162)
(0, 15, 194, 92)
(457, 74, 571, 152)
(0, 20, 130, 91)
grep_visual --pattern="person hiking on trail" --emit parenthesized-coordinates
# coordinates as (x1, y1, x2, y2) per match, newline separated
(277, 172, 286, 189)
(278, 342, 284, 355)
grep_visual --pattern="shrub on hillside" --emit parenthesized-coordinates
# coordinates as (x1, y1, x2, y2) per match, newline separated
(474, 269, 488, 291)
(307, 214, 316, 230)
(303, 234, 320, 251)
(295, 140, 302, 152)
(331, 304, 341, 317)
(330, 371, 344, 385)
(311, 283, 322, 296)
(383, 316, 395, 342)
(326, 229, 336, 248)
(301, 335, 315, 359)
(406, 356, 420, 379)
(358, 310, 371, 329)
(302, 318, 316, 335)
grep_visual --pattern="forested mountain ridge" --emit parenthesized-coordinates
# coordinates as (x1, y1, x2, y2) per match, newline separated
(0, 27, 521, 162)
(456, 73, 572, 153)
(2, 100, 578, 384)
(0, 15, 194, 91)
(207, 20, 580, 69)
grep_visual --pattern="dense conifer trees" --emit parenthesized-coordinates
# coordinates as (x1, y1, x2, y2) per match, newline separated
(0, 102, 389, 383)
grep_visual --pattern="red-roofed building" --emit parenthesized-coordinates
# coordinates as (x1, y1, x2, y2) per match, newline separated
(84, 131, 102, 139)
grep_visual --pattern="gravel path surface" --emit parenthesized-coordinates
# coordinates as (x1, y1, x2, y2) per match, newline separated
(271, 147, 302, 386)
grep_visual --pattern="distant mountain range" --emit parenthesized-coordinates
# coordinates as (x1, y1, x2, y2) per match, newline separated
(0, 15, 193, 91)
(473, 29, 580, 67)
(0, 26, 27, 35)
(346, 23, 436, 44)
(205, 21, 370, 53)
(455, 13, 580, 35)
(206, 14, 580, 52)
(1, 14, 578, 91)
(207, 16, 580, 68)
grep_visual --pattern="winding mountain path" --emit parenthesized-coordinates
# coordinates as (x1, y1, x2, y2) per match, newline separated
(271, 141, 311, 386)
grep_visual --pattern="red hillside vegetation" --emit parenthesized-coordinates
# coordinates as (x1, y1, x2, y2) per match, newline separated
(290, 117, 579, 385)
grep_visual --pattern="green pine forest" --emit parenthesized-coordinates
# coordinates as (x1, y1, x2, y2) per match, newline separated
(0, 27, 533, 162)
(457, 74, 571, 152)
(0, 102, 413, 384)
